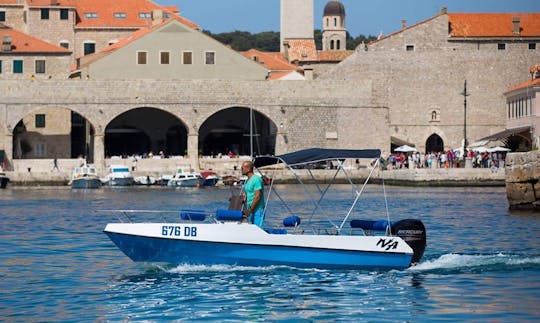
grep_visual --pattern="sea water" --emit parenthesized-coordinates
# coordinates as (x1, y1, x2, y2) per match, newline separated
(0, 185, 539, 322)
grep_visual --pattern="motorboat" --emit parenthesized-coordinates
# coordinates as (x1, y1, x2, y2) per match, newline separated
(102, 164, 134, 186)
(134, 175, 157, 186)
(104, 148, 426, 270)
(167, 168, 204, 187)
(70, 164, 101, 189)
(0, 166, 9, 189)
(200, 171, 220, 186)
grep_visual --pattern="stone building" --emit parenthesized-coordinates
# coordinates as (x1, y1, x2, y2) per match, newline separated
(0, 0, 196, 63)
(322, 9, 540, 153)
(1, 23, 71, 79)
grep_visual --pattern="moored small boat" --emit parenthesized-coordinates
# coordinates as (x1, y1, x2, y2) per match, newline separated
(0, 170, 9, 189)
(200, 171, 220, 186)
(103, 164, 134, 186)
(167, 168, 204, 187)
(70, 164, 101, 189)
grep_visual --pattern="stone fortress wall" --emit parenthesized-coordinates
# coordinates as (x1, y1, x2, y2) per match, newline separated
(506, 150, 540, 210)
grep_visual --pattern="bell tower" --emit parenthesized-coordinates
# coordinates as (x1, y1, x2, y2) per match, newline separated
(280, 0, 314, 52)
(322, 0, 347, 51)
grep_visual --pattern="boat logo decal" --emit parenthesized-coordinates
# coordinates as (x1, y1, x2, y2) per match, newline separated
(162, 225, 197, 237)
(376, 238, 398, 251)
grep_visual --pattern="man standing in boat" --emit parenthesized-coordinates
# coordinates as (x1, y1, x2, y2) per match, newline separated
(241, 161, 265, 226)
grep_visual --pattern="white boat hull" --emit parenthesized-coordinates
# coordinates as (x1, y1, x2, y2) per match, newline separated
(104, 222, 414, 269)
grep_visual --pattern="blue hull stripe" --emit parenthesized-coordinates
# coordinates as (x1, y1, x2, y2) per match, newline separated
(105, 232, 412, 269)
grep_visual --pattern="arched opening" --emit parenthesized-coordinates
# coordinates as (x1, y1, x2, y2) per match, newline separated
(336, 39, 341, 50)
(330, 40, 334, 50)
(105, 107, 187, 157)
(12, 108, 95, 161)
(425, 133, 444, 153)
(199, 107, 277, 157)
(506, 134, 531, 152)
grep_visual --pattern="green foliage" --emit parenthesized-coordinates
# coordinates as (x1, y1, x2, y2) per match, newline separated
(205, 30, 376, 52)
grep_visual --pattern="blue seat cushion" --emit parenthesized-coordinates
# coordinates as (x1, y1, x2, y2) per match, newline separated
(283, 215, 301, 227)
(216, 209, 243, 221)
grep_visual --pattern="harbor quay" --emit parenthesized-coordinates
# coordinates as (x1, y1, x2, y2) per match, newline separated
(4, 156, 505, 187)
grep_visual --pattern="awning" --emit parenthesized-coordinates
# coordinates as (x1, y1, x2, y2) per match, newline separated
(390, 136, 415, 147)
(479, 126, 531, 142)
(254, 148, 381, 168)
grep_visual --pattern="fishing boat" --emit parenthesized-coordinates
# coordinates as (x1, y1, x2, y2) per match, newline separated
(102, 164, 134, 186)
(200, 171, 220, 186)
(167, 168, 204, 187)
(70, 164, 101, 189)
(104, 148, 426, 269)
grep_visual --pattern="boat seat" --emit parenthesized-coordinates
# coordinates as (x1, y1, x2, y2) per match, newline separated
(180, 209, 206, 221)
(350, 220, 392, 231)
(283, 215, 301, 227)
(216, 209, 243, 222)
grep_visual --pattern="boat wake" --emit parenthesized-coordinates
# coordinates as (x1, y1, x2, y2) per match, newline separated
(409, 253, 540, 273)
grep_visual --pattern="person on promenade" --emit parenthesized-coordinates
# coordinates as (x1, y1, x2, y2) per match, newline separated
(240, 160, 265, 227)
(52, 158, 59, 171)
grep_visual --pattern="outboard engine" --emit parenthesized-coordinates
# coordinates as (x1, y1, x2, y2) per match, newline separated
(391, 219, 426, 265)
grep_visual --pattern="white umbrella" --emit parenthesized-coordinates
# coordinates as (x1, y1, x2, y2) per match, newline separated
(487, 146, 511, 153)
(395, 145, 417, 152)
(472, 147, 488, 153)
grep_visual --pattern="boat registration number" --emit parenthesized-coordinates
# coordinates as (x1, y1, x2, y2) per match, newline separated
(162, 226, 197, 237)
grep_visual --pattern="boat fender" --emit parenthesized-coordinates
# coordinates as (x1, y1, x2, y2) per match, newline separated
(391, 219, 426, 265)
(283, 216, 301, 227)
(216, 209, 243, 221)
(180, 210, 206, 221)
(350, 220, 391, 231)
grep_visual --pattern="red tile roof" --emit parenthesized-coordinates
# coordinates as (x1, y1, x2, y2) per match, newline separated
(506, 65, 540, 93)
(241, 49, 299, 71)
(285, 39, 318, 62)
(0, 25, 71, 53)
(449, 13, 540, 38)
(22, 0, 198, 30)
(317, 50, 354, 62)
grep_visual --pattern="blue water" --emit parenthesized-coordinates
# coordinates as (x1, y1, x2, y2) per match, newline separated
(1, 185, 539, 322)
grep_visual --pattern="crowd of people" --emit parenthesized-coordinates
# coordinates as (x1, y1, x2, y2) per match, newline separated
(384, 150, 507, 170)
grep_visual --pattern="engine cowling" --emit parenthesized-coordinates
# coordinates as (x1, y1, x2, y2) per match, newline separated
(391, 219, 426, 265)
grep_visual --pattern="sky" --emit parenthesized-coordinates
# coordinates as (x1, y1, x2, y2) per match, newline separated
(161, 0, 540, 37)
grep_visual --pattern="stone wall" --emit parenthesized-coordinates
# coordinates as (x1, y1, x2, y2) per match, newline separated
(505, 150, 540, 210)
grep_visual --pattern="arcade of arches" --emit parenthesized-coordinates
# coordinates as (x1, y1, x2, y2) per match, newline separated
(11, 106, 277, 164)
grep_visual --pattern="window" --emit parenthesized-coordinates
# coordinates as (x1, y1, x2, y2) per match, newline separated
(34, 143, 46, 157)
(83, 42, 95, 56)
(84, 12, 98, 19)
(35, 60, 45, 74)
(529, 43, 537, 50)
(59, 41, 69, 49)
(336, 40, 341, 50)
(183, 51, 192, 64)
(139, 12, 151, 19)
(406, 45, 415, 51)
(205, 51, 215, 65)
(0, 60, 2, 74)
(60, 9, 69, 20)
(163, 13, 170, 19)
(13, 60, 23, 73)
(137, 51, 147, 65)
(40, 8, 49, 20)
(35, 114, 46, 128)
(0, 11, 5, 22)
(497, 43, 506, 50)
(334, 18, 337, 27)
(330, 40, 334, 50)
(160, 51, 170, 64)
(114, 12, 126, 19)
